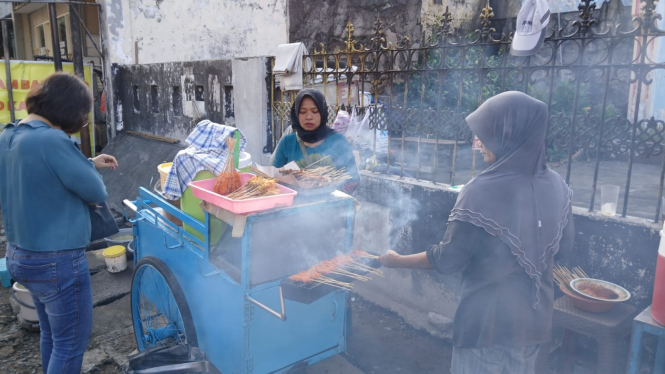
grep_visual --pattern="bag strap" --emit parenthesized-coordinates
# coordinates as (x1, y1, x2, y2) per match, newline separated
(296, 134, 312, 167)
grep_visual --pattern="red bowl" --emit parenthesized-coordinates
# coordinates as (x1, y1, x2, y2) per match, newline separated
(560, 286, 615, 313)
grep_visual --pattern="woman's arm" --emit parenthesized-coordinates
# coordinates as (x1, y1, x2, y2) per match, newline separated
(272, 136, 289, 168)
(379, 221, 482, 274)
(380, 250, 433, 269)
(45, 135, 108, 204)
(554, 208, 575, 261)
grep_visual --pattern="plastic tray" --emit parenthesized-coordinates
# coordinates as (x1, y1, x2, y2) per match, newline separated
(189, 173, 297, 214)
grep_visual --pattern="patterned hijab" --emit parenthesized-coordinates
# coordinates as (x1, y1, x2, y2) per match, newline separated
(450, 91, 572, 307)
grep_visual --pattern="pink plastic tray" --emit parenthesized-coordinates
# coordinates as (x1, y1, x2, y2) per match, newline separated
(189, 173, 298, 214)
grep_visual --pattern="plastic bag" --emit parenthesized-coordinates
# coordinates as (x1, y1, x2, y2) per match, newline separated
(349, 107, 372, 146)
(332, 110, 351, 135)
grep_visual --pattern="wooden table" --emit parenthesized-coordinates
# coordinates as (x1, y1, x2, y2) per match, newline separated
(536, 296, 637, 374)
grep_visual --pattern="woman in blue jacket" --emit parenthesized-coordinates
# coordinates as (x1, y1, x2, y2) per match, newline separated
(0, 72, 118, 374)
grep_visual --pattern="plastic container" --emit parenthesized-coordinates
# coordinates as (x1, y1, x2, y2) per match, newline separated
(104, 228, 133, 246)
(600, 185, 620, 217)
(158, 163, 173, 191)
(11, 283, 38, 322)
(189, 173, 297, 214)
(126, 241, 135, 260)
(652, 229, 665, 325)
(103, 245, 127, 273)
(238, 151, 252, 173)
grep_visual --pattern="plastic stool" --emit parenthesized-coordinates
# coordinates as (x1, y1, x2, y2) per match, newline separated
(0, 257, 11, 288)
(627, 305, 665, 374)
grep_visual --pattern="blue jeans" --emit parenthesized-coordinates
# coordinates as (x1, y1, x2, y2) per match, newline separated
(451, 344, 541, 374)
(6, 243, 93, 374)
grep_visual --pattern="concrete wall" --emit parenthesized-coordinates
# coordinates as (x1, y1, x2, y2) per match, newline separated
(114, 56, 272, 164)
(115, 59, 233, 141)
(99, 0, 288, 66)
(289, 0, 423, 51)
(421, 0, 491, 34)
(352, 171, 660, 336)
(232, 57, 272, 166)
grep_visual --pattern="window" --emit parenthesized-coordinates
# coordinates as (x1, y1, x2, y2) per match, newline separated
(172, 86, 182, 116)
(35, 24, 46, 49)
(133, 85, 140, 112)
(57, 16, 68, 58)
(151, 85, 159, 113)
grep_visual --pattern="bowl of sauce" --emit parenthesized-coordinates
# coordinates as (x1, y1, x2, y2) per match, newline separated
(570, 278, 631, 303)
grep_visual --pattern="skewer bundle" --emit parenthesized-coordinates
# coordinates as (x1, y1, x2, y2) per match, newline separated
(214, 137, 242, 195)
(289, 250, 382, 290)
(226, 176, 281, 200)
(553, 265, 590, 294)
(279, 156, 352, 186)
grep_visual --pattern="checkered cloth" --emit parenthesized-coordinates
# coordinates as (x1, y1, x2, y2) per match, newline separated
(162, 120, 247, 200)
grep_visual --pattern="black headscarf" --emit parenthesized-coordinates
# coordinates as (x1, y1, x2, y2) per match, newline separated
(290, 89, 335, 143)
(451, 91, 572, 308)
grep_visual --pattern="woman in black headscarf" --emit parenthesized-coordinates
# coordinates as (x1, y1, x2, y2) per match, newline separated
(379, 91, 574, 374)
(273, 88, 360, 194)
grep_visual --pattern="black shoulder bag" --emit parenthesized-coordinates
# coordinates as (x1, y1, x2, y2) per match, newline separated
(90, 201, 119, 242)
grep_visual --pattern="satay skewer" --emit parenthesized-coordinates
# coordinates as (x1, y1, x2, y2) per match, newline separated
(304, 155, 332, 169)
(344, 262, 384, 276)
(331, 270, 371, 282)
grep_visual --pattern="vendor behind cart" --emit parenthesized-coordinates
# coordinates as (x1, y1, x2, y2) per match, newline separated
(273, 88, 360, 194)
(379, 91, 575, 374)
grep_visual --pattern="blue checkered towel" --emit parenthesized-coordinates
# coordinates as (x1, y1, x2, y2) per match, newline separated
(162, 120, 247, 200)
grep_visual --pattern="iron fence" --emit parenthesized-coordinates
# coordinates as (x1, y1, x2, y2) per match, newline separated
(269, 0, 665, 222)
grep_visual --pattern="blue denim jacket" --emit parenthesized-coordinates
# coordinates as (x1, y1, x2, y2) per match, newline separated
(0, 120, 107, 251)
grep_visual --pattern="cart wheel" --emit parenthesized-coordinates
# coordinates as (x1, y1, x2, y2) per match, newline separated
(131, 256, 198, 351)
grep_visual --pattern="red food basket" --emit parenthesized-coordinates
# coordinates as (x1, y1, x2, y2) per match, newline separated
(189, 173, 298, 214)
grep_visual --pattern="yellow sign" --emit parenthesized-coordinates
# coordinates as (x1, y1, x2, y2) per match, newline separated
(0, 60, 95, 154)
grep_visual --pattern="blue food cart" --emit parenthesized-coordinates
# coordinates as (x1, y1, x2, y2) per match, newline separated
(123, 186, 361, 373)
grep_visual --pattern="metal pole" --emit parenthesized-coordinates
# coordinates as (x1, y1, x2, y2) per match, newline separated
(69, 2, 91, 156)
(2, 19, 14, 122)
(69, 2, 84, 79)
(48, 3, 62, 71)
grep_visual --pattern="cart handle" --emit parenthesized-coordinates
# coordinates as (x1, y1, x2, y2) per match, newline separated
(123, 199, 138, 212)
(245, 286, 287, 321)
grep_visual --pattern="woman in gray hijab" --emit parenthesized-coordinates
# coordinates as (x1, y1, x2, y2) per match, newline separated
(379, 91, 574, 374)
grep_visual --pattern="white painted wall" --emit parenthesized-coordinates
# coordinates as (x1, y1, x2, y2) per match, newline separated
(99, 0, 288, 65)
(232, 57, 271, 166)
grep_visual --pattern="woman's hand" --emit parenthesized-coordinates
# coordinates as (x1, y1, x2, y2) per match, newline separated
(379, 250, 433, 270)
(379, 249, 403, 268)
(92, 154, 118, 170)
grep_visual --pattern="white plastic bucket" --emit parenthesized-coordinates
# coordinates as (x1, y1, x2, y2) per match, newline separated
(238, 151, 252, 169)
(103, 246, 127, 273)
(11, 283, 39, 322)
